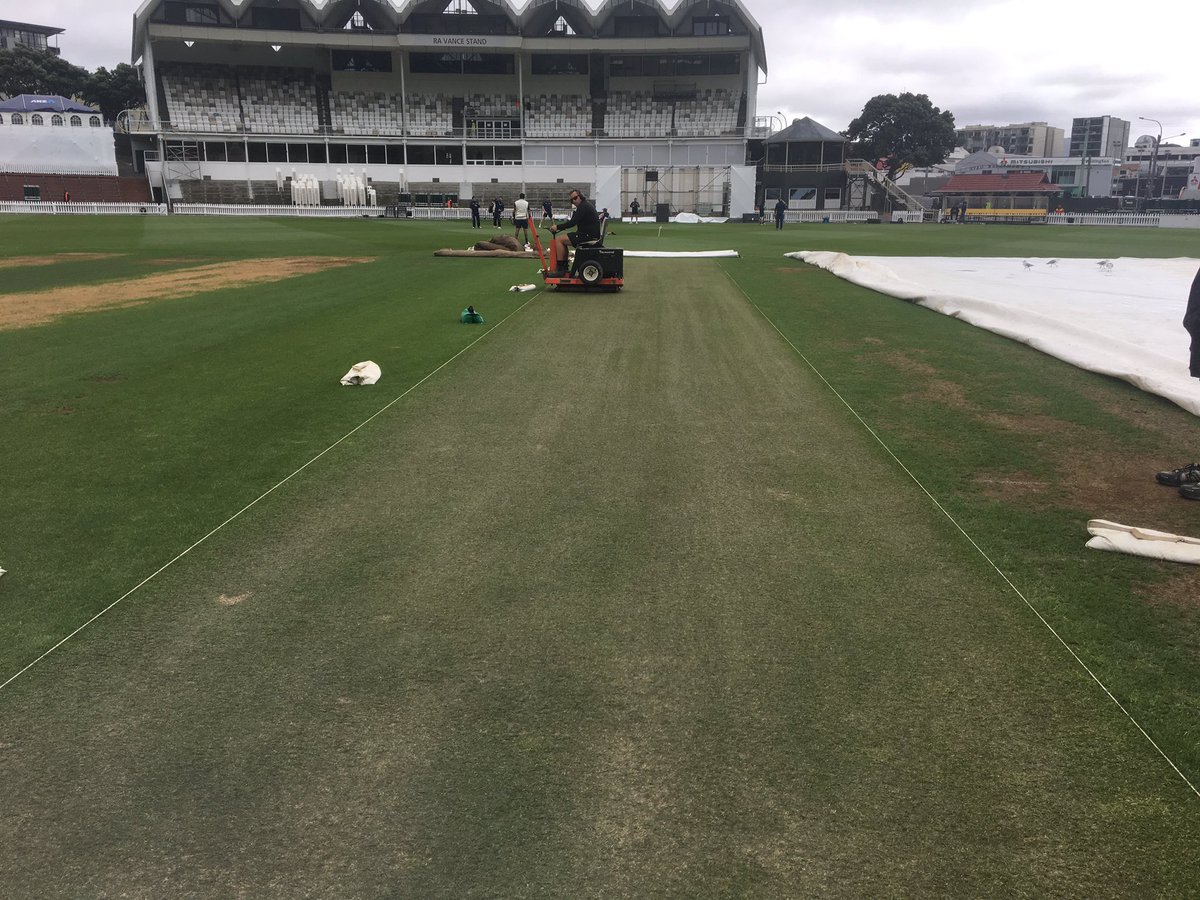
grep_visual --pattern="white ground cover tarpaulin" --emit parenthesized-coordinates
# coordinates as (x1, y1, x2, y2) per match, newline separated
(788, 252, 1200, 417)
(1086, 520, 1200, 565)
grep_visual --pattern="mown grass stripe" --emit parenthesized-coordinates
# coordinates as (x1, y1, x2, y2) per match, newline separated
(0, 288, 546, 695)
(722, 261, 1200, 801)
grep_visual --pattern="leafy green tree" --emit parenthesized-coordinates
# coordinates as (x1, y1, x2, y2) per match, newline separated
(84, 64, 147, 121)
(0, 45, 91, 100)
(843, 92, 956, 181)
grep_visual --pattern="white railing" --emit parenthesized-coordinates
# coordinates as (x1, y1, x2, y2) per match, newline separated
(0, 163, 119, 176)
(409, 207, 473, 220)
(1045, 213, 1161, 227)
(785, 210, 880, 223)
(0, 201, 166, 215)
(173, 204, 380, 217)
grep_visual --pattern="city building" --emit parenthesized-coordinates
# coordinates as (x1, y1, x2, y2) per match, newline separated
(954, 150, 1115, 197)
(1068, 116, 1130, 159)
(955, 122, 1063, 157)
(1120, 141, 1200, 201)
(0, 19, 63, 55)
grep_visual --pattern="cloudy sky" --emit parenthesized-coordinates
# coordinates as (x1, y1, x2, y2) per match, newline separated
(26, 0, 1198, 146)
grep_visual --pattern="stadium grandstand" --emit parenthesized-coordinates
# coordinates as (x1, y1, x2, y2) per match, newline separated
(125, 0, 767, 215)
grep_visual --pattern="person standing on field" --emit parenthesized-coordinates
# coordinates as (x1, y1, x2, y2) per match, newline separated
(629, 197, 640, 222)
(774, 196, 787, 229)
(513, 192, 531, 245)
(469, 196, 481, 228)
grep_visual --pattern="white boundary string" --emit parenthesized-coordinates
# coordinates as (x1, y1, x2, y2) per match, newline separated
(0, 291, 545, 695)
(723, 266, 1200, 801)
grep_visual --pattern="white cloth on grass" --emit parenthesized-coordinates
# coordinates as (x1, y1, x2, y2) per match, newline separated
(624, 250, 740, 258)
(1085, 519, 1200, 564)
(340, 361, 381, 386)
(788, 252, 1200, 417)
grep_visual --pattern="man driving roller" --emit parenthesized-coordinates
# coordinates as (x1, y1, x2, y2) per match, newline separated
(547, 188, 601, 276)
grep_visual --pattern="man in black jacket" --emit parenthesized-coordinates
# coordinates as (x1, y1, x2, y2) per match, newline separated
(547, 188, 600, 275)
(1186, 265, 1200, 379)
(1157, 266, 1200, 498)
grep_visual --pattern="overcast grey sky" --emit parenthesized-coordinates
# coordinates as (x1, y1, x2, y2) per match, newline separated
(20, 0, 1198, 147)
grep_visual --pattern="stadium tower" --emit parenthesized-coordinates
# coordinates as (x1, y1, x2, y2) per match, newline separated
(127, 0, 766, 214)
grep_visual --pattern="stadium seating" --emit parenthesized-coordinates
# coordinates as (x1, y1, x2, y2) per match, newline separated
(674, 88, 739, 137)
(329, 90, 403, 136)
(405, 93, 453, 137)
(524, 94, 591, 138)
(604, 91, 673, 137)
(238, 67, 320, 135)
(161, 63, 242, 133)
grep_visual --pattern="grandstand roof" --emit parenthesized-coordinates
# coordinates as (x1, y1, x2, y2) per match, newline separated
(0, 95, 98, 113)
(766, 117, 844, 143)
(131, 0, 767, 72)
(0, 20, 65, 36)
(931, 173, 1059, 194)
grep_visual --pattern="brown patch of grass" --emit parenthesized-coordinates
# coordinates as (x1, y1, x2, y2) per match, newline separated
(973, 473, 1052, 502)
(1136, 568, 1200, 614)
(217, 592, 252, 606)
(0, 253, 122, 270)
(863, 337, 885, 345)
(0, 257, 375, 331)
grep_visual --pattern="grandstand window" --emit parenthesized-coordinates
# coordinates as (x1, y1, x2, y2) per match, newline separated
(692, 15, 731, 35)
(70, 115, 81, 126)
(332, 50, 392, 72)
(32, 114, 45, 126)
(608, 56, 642, 77)
(164, 2, 221, 25)
(267, 143, 288, 163)
(407, 145, 434, 165)
(410, 52, 513, 75)
(550, 15, 575, 36)
(247, 142, 268, 163)
(11, 113, 22, 124)
(287, 143, 308, 162)
(347, 145, 367, 164)
(328, 144, 348, 164)
(250, 7, 303, 30)
(532, 54, 587, 75)
(0, 114, 4, 125)
(643, 56, 674, 77)
(386, 145, 404, 164)
(307, 143, 327, 163)
(227, 142, 246, 162)
(674, 56, 706, 76)
(709, 54, 739, 75)
(445, 0, 478, 13)
(345, 11, 372, 30)
(367, 145, 386, 165)
(204, 141, 227, 161)
(51, 114, 63, 126)
(614, 16, 660, 38)
(89, 116, 101, 127)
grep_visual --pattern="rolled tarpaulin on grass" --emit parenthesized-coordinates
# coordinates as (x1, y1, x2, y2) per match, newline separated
(1085, 519, 1200, 564)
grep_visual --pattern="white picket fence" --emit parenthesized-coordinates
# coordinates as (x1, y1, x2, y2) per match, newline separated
(173, 204, 381, 217)
(1044, 213, 1161, 227)
(0, 201, 167, 215)
(784, 210, 881, 224)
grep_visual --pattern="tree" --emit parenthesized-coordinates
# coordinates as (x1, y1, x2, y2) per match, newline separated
(0, 45, 90, 100)
(843, 92, 956, 182)
(84, 64, 147, 122)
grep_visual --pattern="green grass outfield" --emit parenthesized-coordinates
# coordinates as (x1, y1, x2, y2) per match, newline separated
(1, 215, 1199, 896)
